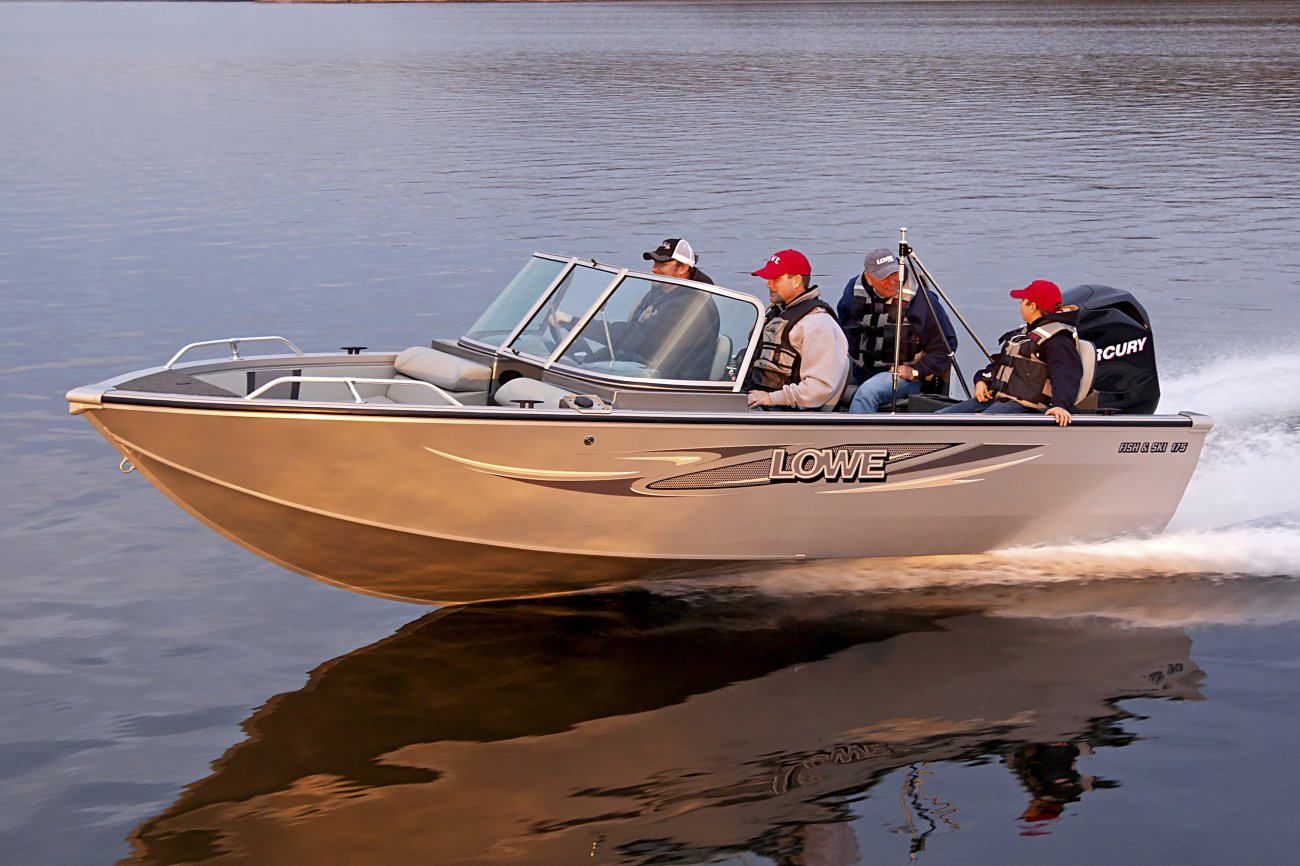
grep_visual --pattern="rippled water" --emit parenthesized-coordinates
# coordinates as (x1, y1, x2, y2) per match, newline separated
(2, 2, 1299, 864)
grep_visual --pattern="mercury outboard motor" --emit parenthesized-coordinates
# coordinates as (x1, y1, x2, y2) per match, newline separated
(1062, 284, 1160, 414)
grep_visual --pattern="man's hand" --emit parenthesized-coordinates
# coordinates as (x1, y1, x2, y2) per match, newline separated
(889, 364, 916, 381)
(747, 391, 772, 409)
(1046, 406, 1073, 427)
(974, 380, 992, 403)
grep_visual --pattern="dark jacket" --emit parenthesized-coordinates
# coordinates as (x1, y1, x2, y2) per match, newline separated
(621, 283, 721, 380)
(686, 267, 713, 286)
(976, 306, 1083, 412)
(835, 277, 957, 379)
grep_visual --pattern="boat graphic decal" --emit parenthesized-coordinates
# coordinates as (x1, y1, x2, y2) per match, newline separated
(826, 453, 1043, 495)
(427, 442, 1043, 497)
(422, 447, 643, 482)
(886, 442, 1042, 477)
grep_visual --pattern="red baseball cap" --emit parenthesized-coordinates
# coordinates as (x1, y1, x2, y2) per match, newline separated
(1010, 279, 1062, 310)
(752, 249, 811, 279)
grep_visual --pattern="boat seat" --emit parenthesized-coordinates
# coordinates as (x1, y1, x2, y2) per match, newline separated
(709, 334, 732, 381)
(492, 377, 573, 409)
(382, 381, 487, 406)
(1075, 338, 1097, 405)
(393, 346, 492, 390)
(384, 346, 492, 404)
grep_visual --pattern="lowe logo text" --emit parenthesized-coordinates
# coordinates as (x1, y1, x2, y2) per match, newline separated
(768, 448, 888, 483)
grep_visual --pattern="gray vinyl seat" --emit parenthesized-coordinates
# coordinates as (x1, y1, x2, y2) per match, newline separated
(378, 347, 492, 405)
(709, 334, 732, 381)
(1075, 339, 1097, 403)
(492, 377, 573, 409)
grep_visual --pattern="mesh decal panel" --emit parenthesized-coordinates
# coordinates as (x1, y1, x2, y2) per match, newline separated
(647, 458, 772, 490)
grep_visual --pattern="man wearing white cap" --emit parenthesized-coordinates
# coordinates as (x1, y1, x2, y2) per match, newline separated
(613, 237, 720, 379)
(548, 237, 719, 379)
(641, 237, 713, 286)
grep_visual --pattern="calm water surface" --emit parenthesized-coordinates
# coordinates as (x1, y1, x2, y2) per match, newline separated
(2, 2, 1299, 864)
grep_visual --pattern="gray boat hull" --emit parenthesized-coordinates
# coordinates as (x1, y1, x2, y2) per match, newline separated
(75, 394, 1210, 604)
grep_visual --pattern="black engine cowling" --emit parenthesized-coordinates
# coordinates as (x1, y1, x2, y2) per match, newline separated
(1062, 284, 1160, 414)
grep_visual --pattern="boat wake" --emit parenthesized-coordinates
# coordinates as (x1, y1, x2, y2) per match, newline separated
(661, 351, 1300, 610)
(1160, 352, 1300, 533)
(1011, 347, 1300, 577)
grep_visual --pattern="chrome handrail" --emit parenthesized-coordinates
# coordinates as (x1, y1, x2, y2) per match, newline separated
(165, 336, 305, 370)
(243, 376, 463, 406)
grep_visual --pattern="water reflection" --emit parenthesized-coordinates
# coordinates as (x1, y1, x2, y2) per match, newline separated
(124, 579, 1216, 865)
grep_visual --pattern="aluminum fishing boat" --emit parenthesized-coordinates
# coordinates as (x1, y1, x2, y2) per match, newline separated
(67, 249, 1211, 604)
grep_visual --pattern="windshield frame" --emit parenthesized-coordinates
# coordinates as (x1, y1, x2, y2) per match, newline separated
(460, 252, 766, 390)
(459, 254, 593, 353)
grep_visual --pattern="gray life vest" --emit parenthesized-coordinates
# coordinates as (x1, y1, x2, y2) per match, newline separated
(845, 277, 922, 373)
(744, 293, 834, 395)
(989, 321, 1078, 409)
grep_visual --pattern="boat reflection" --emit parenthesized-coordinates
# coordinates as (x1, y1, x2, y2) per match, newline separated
(124, 578, 1221, 865)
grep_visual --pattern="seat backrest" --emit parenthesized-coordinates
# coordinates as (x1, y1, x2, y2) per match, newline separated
(709, 334, 733, 381)
(394, 347, 492, 391)
(1075, 338, 1097, 404)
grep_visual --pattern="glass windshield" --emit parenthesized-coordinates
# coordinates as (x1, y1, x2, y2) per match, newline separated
(464, 256, 566, 347)
(507, 264, 619, 358)
(558, 276, 760, 382)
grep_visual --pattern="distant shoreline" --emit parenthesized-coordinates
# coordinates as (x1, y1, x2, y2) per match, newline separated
(256, 1, 605, 4)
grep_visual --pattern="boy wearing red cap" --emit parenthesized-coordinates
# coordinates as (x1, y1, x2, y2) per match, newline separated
(744, 249, 849, 410)
(937, 280, 1083, 426)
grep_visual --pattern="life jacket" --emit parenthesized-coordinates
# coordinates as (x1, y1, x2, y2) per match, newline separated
(844, 276, 922, 373)
(744, 292, 835, 394)
(988, 320, 1079, 410)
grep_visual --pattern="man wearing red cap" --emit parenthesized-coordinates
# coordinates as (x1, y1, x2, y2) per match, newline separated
(743, 249, 849, 410)
(937, 280, 1084, 426)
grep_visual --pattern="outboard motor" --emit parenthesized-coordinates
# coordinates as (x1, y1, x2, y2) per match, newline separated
(1062, 284, 1160, 414)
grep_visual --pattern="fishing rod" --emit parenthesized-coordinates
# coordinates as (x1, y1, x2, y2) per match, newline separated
(889, 227, 910, 412)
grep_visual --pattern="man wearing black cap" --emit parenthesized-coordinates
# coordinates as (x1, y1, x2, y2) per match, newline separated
(835, 247, 958, 413)
(549, 238, 720, 379)
(641, 237, 713, 286)
(612, 238, 719, 379)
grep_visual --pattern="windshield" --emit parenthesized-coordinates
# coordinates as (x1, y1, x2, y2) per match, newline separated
(558, 275, 760, 382)
(507, 264, 620, 358)
(464, 256, 566, 347)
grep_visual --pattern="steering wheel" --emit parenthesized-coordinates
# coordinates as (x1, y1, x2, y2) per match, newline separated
(542, 310, 567, 350)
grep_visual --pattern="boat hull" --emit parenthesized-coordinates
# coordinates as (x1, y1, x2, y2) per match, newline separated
(80, 400, 1210, 604)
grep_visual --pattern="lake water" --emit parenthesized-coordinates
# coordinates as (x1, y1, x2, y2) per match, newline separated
(2, 1, 1300, 863)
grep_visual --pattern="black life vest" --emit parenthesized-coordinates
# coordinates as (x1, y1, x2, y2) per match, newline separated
(988, 321, 1079, 409)
(744, 292, 835, 394)
(844, 277, 921, 373)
